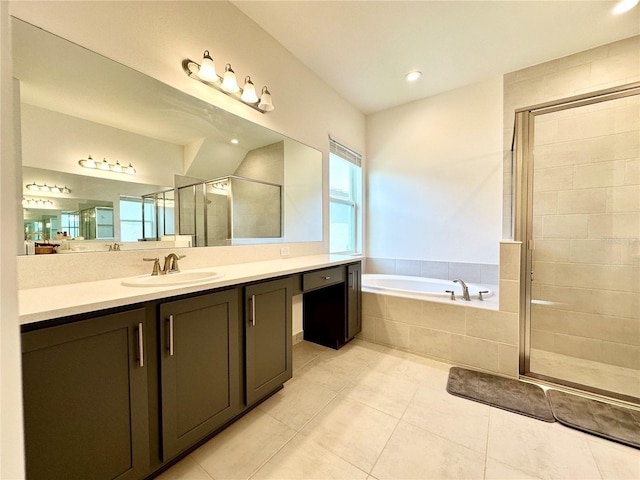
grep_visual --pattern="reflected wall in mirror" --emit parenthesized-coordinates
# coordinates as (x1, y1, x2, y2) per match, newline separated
(12, 17, 322, 255)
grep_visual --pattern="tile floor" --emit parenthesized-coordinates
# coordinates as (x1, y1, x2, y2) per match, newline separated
(157, 340, 640, 480)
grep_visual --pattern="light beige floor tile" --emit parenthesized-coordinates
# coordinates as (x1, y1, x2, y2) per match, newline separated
(251, 433, 368, 480)
(191, 409, 296, 480)
(364, 345, 451, 387)
(155, 456, 213, 480)
(487, 408, 602, 479)
(341, 366, 419, 418)
(296, 348, 370, 392)
(299, 394, 398, 472)
(484, 458, 542, 479)
(371, 420, 485, 480)
(292, 341, 330, 372)
(258, 374, 337, 430)
(587, 435, 640, 479)
(402, 384, 490, 453)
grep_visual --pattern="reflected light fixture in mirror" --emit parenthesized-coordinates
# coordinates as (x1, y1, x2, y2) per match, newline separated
(79, 155, 136, 174)
(183, 50, 274, 113)
(25, 182, 71, 194)
(22, 198, 53, 207)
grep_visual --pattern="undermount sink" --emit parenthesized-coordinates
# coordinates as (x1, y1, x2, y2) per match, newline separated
(122, 270, 224, 287)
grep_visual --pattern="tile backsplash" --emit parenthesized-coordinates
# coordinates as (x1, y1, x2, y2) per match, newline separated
(364, 257, 499, 285)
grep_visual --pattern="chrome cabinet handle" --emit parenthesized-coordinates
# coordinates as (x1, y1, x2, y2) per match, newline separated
(323, 276, 331, 280)
(250, 295, 256, 326)
(137, 322, 144, 368)
(168, 314, 174, 356)
(348, 271, 354, 288)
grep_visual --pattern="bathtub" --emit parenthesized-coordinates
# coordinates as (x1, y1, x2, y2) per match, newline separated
(362, 274, 494, 301)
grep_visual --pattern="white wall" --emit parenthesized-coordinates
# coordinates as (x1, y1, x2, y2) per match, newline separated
(0, 2, 25, 478)
(366, 76, 504, 264)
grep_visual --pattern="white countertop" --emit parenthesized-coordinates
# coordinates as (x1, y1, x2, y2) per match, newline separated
(19, 254, 361, 325)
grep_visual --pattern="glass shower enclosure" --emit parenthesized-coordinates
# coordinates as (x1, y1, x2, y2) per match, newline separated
(514, 82, 640, 402)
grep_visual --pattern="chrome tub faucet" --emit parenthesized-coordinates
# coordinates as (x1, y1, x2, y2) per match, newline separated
(454, 279, 471, 301)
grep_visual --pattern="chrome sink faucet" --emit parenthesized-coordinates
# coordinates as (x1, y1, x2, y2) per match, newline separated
(163, 253, 185, 274)
(143, 253, 186, 275)
(454, 279, 471, 301)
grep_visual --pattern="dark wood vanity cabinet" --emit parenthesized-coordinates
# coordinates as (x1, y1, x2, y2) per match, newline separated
(21, 308, 150, 480)
(303, 261, 362, 349)
(20, 262, 357, 479)
(158, 289, 241, 461)
(244, 277, 293, 406)
(346, 262, 362, 341)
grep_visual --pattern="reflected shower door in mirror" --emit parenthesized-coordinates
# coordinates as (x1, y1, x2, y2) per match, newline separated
(12, 17, 322, 255)
(177, 176, 283, 247)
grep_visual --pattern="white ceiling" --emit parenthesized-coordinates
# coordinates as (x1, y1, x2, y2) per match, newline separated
(233, 0, 640, 114)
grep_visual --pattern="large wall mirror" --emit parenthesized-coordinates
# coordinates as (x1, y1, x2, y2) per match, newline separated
(13, 17, 322, 255)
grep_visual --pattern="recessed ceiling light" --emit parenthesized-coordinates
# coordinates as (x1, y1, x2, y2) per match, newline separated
(230, 138, 239, 145)
(405, 70, 423, 82)
(613, 0, 638, 14)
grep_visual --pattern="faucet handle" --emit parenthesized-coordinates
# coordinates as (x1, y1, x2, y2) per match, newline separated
(445, 290, 456, 301)
(143, 257, 161, 276)
(478, 290, 489, 301)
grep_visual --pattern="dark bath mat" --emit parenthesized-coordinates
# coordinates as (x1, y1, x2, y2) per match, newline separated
(547, 389, 640, 449)
(446, 367, 555, 422)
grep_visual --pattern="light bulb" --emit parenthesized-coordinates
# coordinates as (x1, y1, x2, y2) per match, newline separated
(111, 161, 124, 173)
(126, 163, 136, 175)
(99, 158, 110, 171)
(40, 184, 51, 192)
(405, 70, 423, 82)
(221, 64, 240, 93)
(79, 155, 97, 169)
(51, 185, 61, 193)
(27, 183, 39, 191)
(198, 50, 218, 82)
(613, 0, 638, 14)
(258, 86, 274, 112)
(240, 76, 259, 103)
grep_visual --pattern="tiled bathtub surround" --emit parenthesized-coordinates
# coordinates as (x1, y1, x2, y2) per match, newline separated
(364, 257, 499, 285)
(360, 242, 521, 377)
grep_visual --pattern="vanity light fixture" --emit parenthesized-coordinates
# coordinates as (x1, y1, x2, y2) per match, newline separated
(25, 182, 71, 194)
(78, 155, 136, 175)
(22, 198, 54, 207)
(613, 0, 638, 14)
(183, 50, 274, 113)
(230, 138, 239, 145)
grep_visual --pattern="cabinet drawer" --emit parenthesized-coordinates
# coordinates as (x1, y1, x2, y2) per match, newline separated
(302, 266, 345, 292)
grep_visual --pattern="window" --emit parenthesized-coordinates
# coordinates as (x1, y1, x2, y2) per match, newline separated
(120, 196, 149, 242)
(329, 138, 362, 253)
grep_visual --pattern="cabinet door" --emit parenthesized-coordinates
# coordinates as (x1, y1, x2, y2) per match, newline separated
(245, 277, 292, 406)
(159, 289, 240, 460)
(22, 309, 149, 480)
(346, 262, 362, 341)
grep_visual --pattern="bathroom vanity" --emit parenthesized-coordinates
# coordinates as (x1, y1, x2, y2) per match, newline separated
(19, 256, 361, 480)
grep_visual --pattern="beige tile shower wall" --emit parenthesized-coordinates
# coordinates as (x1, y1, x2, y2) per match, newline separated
(502, 35, 640, 237)
(529, 95, 640, 369)
(359, 242, 521, 377)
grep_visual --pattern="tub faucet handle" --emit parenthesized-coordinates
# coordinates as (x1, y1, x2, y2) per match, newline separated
(445, 290, 456, 301)
(478, 290, 489, 301)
